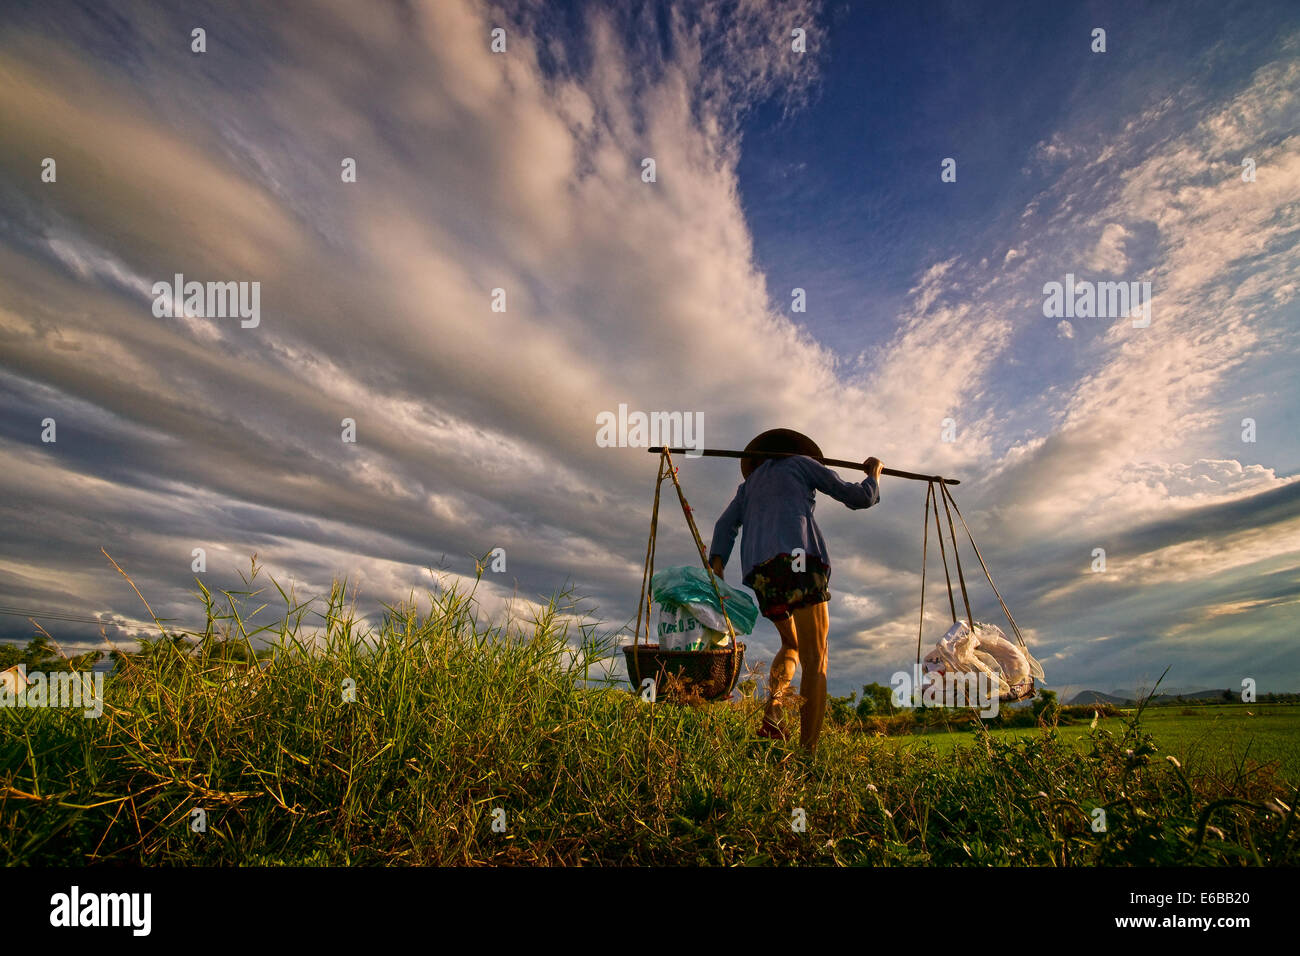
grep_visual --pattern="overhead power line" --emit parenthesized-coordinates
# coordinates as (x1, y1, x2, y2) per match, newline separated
(0, 604, 162, 630)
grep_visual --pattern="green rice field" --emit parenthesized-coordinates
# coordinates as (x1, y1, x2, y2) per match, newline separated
(883, 704, 1300, 785)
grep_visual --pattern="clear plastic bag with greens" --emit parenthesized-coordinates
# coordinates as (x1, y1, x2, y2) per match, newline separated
(650, 565, 758, 636)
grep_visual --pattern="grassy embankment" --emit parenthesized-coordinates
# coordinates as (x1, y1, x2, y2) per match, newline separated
(2, 562, 1296, 865)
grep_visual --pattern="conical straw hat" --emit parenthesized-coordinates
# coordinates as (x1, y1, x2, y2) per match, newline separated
(741, 428, 823, 479)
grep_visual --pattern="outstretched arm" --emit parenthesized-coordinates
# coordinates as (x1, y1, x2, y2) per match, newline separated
(796, 456, 881, 509)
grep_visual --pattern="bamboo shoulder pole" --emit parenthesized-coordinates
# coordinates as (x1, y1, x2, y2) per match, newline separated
(646, 447, 959, 485)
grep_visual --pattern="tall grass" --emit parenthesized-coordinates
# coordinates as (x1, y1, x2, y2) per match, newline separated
(2, 562, 1296, 865)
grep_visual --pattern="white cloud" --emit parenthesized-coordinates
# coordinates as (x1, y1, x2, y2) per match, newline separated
(1085, 223, 1131, 273)
(1, 6, 1297, 696)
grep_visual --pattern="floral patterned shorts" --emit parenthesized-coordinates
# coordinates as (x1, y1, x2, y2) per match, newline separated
(745, 553, 831, 622)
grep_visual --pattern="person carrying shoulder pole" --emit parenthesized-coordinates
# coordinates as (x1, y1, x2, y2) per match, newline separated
(706, 429, 883, 752)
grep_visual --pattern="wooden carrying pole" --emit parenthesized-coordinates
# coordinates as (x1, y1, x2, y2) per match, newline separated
(646, 447, 959, 485)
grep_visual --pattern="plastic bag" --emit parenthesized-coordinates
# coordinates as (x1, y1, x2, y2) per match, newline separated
(655, 604, 729, 651)
(973, 623, 1043, 685)
(650, 565, 758, 636)
(922, 620, 1044, 698)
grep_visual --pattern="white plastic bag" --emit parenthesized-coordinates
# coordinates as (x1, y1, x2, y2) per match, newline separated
(922, 620, 1043, 697)
(972, 623, 1041, 685)
(654, 604, 730, 651)
(676, 600, 733, 635)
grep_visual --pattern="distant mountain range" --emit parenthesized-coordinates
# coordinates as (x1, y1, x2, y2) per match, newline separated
(1067, 688, 1234, 706)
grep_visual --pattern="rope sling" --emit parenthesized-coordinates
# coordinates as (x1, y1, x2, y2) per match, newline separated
(915, 478, 1036, 702)
(625, 448, 744, 701)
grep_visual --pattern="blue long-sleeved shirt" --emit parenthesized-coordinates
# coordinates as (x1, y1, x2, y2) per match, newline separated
(708, 456, 880, 586)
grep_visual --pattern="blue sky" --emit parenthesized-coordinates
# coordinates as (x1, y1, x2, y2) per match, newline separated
(0, 0, 1298, 700)
(740, 1, 1299, 364)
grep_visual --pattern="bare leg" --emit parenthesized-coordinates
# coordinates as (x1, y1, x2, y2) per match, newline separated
(792, 601, 830, 751)
(764, 616, 800, 730)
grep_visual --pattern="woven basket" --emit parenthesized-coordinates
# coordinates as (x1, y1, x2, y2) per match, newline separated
(623, 642, 746, 701)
